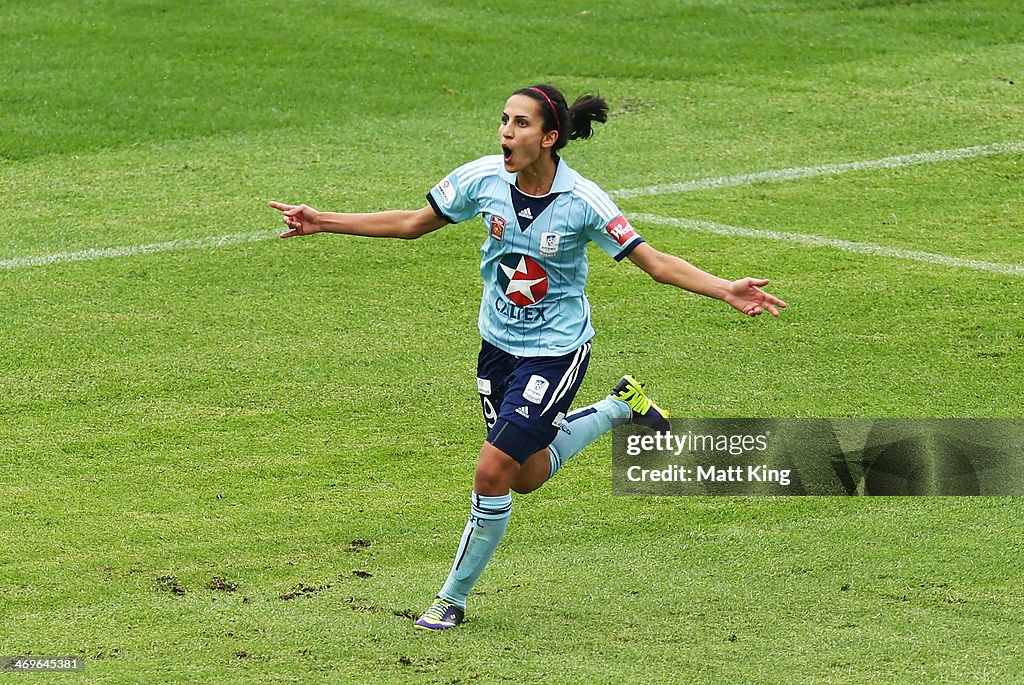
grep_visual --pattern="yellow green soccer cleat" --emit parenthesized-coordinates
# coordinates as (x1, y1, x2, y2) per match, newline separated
(610, 375, 671, 432)
(414, 598, 465, 631)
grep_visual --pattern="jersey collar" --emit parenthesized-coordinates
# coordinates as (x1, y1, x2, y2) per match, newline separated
(497, 155, 577, 195)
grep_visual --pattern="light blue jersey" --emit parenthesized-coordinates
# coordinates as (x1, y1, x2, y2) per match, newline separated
(427, 155, 644, 357)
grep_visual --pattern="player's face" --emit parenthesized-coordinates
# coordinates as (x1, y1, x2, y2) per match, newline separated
(499, 94, 558, 173)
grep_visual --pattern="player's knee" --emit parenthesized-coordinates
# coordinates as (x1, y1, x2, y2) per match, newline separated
(475, 467, 513, 495)
(474, 447, 517, 495)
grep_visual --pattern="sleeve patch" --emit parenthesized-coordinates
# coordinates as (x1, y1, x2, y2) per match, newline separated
(605, 215, 637, 246)
(435, 175, 457, 204)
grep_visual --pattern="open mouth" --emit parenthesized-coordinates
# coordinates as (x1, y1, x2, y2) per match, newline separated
(501, 145, 512, 162)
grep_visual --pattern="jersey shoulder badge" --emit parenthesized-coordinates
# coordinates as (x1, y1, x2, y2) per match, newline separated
(605, 215, 637, 246)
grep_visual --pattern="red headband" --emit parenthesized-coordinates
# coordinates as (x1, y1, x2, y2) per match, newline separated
(530, 87, 558, 121)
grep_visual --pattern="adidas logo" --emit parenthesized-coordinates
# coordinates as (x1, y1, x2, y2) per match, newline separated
(517, 207, 533, 220)
(515, 406, 530, 418)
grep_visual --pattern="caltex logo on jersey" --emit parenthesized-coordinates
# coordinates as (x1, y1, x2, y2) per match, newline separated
(496, 254, 549, 307)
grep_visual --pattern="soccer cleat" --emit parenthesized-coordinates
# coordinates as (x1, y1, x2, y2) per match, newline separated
(413, 598, 465, 631)
(610, 375, 671, 432)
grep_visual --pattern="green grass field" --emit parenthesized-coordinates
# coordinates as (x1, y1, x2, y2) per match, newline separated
(2, 1, 1023, 682)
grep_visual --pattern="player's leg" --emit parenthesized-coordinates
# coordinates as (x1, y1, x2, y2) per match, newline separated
(512, 375, 672, 492)
(510, 447, 553, 494)
(416, 341, 593, 630)
(414, 441, 517, 631)
(415, 342, 521, 631)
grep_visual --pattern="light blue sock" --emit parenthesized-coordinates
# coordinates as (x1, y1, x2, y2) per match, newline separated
(437, 492, 512, 608)
(548, 397, 631, 478)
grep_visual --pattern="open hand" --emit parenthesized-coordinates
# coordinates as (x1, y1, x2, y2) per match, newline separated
(723, 278, 787, 317)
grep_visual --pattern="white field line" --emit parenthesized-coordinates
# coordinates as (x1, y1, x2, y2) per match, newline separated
(1, 141, 1022, 272)
(0, 231, 279, 271)
(633, 213, 1024, 277)
(609, 141, 1024, 199)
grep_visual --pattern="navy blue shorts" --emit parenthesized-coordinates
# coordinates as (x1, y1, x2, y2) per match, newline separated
(476, 339, 592, 463)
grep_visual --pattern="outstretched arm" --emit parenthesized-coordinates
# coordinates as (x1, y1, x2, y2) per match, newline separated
(269, 202, 448, 240)
(626, 242, 787, 317)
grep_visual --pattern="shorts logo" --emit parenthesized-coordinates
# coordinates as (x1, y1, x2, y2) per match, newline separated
(477, 377, 492, 396)
(496, 254, 548, 306)
(605, 215, 637, 246)
(523, 375, 549, 405)
(490, 215, 506, 242)
(515, 406, 530, 419)
(539, 232, 560, 257)
(436, 176, 456, 204)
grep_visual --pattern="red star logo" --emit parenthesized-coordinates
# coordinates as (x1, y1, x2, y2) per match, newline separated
(498, 255, 549, 306)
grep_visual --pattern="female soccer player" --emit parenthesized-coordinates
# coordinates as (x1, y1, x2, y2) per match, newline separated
(270, 84, 786, 631)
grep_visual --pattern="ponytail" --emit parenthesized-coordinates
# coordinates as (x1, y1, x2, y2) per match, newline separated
(568, 94, 608, 142)
(514, 84, 609, 152)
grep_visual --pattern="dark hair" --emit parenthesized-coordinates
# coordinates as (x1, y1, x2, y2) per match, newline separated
(514, 84, 608, 152)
